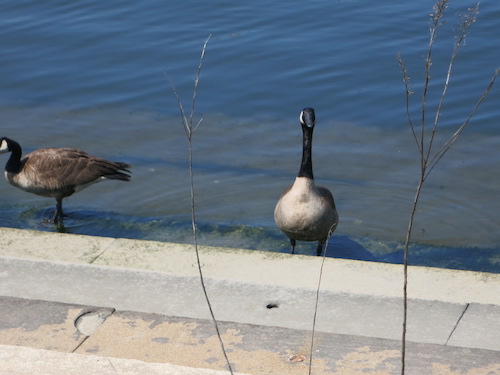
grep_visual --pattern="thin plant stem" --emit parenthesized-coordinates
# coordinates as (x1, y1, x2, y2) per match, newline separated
(397, 2, 497, 375)
(420, 0, 447, 170)
(167, 35, 234, 375)
(308, 223, 337, 375)
(190, 36, 210, 134)
(400, 177, 424, 375)
(426, 68, 498, 178)
(427, 4, 479, 164)
(397, 55, 420, 154)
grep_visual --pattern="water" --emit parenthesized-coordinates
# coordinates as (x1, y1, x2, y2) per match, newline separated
(1, 0, 499, 272)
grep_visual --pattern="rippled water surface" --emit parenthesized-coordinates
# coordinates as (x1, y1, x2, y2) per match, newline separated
(1, 1, 499, 272)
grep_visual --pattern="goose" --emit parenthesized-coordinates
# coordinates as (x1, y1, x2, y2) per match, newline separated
(0, 137, 131, 225)
(274, 108, 338, 256)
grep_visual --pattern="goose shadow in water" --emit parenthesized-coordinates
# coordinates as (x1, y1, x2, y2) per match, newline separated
(323, 235, 377, 262)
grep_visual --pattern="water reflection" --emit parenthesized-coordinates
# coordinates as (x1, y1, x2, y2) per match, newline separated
(1, 0, 499, 272)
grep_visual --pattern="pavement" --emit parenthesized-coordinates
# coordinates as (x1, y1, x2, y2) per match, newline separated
(0, 226, 499, 375)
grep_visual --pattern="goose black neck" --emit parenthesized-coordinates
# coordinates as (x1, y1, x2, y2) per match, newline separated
(5, 139, 22, 173)
(297, 124, 314, 180)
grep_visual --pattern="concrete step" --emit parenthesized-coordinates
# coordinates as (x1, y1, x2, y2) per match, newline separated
(0, 227, 499, 374)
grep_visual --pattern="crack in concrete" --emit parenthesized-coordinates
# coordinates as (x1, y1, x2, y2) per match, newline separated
(445, 302, 470, 345)
(88, 238, 122, 264)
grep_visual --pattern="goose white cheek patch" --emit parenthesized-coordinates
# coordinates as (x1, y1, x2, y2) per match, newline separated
(0, 140, 9, 153)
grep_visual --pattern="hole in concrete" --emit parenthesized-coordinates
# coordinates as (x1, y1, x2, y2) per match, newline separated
(266, 303, 279, 309)
(288, 354, 307, 363)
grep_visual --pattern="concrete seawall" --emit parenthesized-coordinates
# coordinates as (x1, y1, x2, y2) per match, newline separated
(0, 227, 499, 374)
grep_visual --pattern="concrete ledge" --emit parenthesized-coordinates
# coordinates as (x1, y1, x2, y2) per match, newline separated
(1, 227, 499, 305)
(1, 227, 500, 374)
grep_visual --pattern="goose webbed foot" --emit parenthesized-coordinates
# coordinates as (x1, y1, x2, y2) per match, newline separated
(290, 239, 296, 254)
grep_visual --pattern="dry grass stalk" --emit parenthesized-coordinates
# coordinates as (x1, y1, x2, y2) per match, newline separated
(167, 35, 235, 375)
(397, 1, 498, 374)
(308, 223, 337, 375)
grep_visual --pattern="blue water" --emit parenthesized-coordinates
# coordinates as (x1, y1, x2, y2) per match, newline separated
(1, 0, 499, 272)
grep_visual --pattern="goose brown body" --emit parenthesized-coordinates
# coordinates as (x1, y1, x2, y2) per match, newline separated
(274, 177, 337, 242)
(0, 137, 131, 224)
(274, 108, 338, 256)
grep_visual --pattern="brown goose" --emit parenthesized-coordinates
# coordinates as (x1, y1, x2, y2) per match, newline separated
(0, 137, 131, 225)
(274, 108, 338, 256)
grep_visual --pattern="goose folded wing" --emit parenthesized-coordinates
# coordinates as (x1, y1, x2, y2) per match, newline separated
(24, 148, 130, 190)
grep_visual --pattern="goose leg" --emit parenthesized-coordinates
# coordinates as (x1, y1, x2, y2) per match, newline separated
(316, 241, 325, 256)
(53, 198, 64, 225)
(290, 239, 296, 254)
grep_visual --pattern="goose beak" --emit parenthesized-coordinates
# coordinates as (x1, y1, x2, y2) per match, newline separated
(299, 108, 316, 128)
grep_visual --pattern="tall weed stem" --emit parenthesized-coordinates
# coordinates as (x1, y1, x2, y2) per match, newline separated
(167, 35, 235, 375)
(397, 2, 497, 374)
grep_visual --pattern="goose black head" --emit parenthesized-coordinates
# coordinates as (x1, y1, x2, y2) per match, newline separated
(0, 137, 22, 154)
(299, 108, 316, 129)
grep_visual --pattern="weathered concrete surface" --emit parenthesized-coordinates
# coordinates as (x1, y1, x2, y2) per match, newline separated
(0, 227, 499, 374)
(0, 256, 480, 345)
(0, 227, 113, 263)
(1, 297, 500, 375)
(0, 297, 88, 352)
(0, 344, 249, 375)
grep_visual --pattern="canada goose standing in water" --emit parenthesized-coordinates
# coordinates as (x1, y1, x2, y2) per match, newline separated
(0, 137, 131, 225)
(274, 108, 338, 256)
